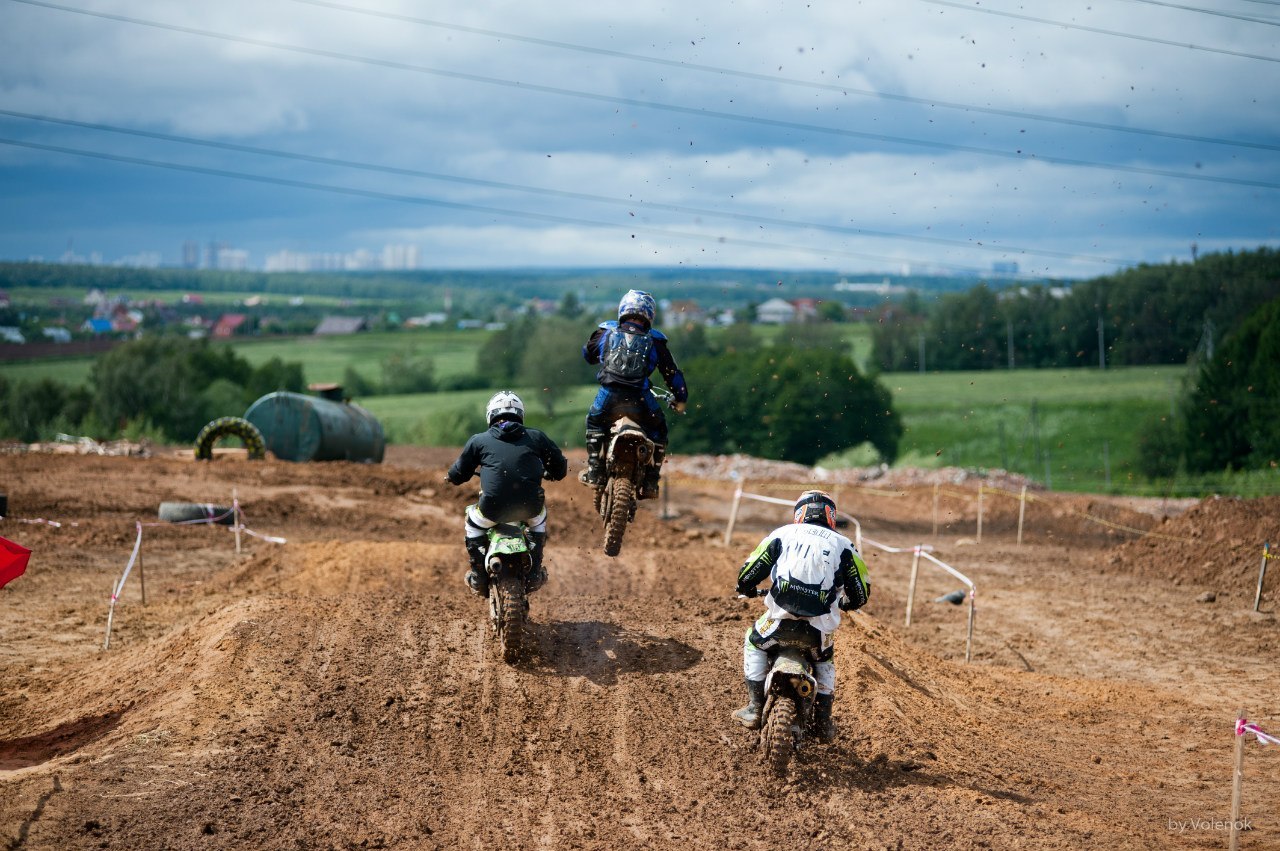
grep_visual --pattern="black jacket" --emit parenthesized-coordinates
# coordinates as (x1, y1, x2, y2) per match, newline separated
(447, 421, 568, 522)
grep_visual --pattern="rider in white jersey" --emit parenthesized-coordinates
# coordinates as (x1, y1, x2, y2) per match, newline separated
(732, 490, 870, 741)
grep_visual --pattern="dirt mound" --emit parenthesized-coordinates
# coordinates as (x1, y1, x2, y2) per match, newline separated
(1097, 495, 1280, 595)
(2, 451, 1278, 849)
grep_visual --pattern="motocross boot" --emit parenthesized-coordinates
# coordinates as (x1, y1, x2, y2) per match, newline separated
(732, 679, 766, 730)
(464, 537, 489, 598)
(813, 693, 838, 743)
(641, 443, 666, 499)
(525, 531, 548, 594)
(579, 432, 606, 486)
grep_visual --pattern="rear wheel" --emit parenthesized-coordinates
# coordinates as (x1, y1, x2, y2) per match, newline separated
(491, 574, 526, 664)
(761, 695, 798, 777)
(603, 477, 635, 557)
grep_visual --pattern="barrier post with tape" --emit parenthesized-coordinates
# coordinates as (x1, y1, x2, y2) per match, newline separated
(976, 484, 984, 543)
(1229, 713, 1280, 849)
(233, 488, 242, 558)
(723, 481, 744, 547)
(932, 482, 940, 536)
(1017, 484, 1028, 546)
(905, 545, 922, 627)
(1230, 709, 1245, 851)
(1255, 542, 1271, 613)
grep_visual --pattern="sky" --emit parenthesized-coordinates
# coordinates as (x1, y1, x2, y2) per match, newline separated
(1, 0, 1278, 280)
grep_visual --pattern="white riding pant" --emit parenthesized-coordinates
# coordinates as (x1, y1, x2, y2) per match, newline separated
(464, 503, 547, 542)
(742, 618, 836, 696)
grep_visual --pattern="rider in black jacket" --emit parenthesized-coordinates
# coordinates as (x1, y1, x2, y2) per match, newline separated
(446, 391, 568, 597)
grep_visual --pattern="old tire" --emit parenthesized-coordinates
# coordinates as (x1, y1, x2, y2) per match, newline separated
(492, 574, 526, 665)
(194, 416, 266, 461)
(761, 696, 798, 777)
(603, 477, 635, 558)
(158, 501, 235, 526)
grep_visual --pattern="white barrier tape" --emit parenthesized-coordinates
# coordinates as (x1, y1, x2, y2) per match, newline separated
(1238, 719, 1280, 747)
(861, 536, 935, 555)
(238, 524, 286, 545)
(1, 515, 80, 528)
(919, 549, 976, 593)
(110, 522, 144, 603)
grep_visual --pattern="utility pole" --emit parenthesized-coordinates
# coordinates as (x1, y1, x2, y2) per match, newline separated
(1006, 317, 1015, 370)
(1097, 311, 1106, 370)
(918, 331, 926, 374)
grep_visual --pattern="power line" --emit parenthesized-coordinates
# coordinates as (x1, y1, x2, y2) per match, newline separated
(281, 0, 1280, 154)
(9, 0, 1280, 194)
(0, 109, 1136, 266)
(0, 136, 1045, 275)
(1117, 0, 1280, 25)
(916, 0, 1280, 63)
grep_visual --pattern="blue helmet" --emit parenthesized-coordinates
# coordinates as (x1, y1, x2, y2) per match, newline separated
(618, 289, 656, 323)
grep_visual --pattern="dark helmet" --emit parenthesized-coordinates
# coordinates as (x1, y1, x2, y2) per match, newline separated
(793, 489, 838, 530)
(618, 289, 656, 324)
(485, 390, 524, 425)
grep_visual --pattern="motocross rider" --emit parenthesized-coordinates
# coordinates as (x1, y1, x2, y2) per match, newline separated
(446, 391, 568, 598)
(580, 289, 688, 497)
(733, 490, 870, 742)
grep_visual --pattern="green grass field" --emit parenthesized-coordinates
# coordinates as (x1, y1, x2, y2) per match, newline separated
(6, 327, 1272, 495)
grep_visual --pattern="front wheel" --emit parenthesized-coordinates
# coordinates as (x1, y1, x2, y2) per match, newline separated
(490, 574, 527, 664)
(761, 695, 798, 777)
(603, 476, 635, 557)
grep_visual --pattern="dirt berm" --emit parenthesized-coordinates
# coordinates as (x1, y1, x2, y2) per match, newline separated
(1, 448, 1276, 849)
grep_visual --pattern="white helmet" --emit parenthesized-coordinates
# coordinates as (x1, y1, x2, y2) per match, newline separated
(485, 390, 524, 424)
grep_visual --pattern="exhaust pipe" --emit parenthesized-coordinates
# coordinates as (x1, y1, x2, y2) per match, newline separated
(794, 678, 814, 698)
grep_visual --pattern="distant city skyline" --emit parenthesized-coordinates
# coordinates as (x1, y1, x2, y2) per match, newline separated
(2, 1, 1277, 280)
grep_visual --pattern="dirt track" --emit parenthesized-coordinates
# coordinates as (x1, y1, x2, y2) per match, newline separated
(1, 448, 1277, 850)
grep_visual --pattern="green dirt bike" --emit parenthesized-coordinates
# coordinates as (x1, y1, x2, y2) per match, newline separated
(742, 592, 823, 777)
(483, 523, 533, 664)
(592, 389, 677, 558)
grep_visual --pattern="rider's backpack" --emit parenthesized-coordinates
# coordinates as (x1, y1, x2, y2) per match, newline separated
(600, 328, 653, 384)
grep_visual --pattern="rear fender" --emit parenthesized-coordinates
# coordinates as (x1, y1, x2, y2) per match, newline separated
(486, 524, 531, 576)
(764, 651, 817, 700)
(608, 417, 653, 475)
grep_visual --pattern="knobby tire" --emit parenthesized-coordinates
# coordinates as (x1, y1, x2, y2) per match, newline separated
(493, 574, 526, 665)
(603, 476, 635, 557)
(762, 695, 798, 777)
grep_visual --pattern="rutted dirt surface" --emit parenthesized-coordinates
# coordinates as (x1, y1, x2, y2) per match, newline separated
(1, 448, 1277, 850)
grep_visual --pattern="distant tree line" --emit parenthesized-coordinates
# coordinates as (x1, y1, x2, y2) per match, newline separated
(872, 248, 1280, 372)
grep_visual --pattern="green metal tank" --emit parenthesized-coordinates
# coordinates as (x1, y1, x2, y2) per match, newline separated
(244, 387, 385, 463)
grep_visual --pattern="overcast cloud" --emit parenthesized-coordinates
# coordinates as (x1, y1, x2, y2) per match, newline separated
(1, 0, 1277, 279)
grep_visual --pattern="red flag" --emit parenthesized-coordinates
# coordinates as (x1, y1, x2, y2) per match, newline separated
(0, 535, 31, 588)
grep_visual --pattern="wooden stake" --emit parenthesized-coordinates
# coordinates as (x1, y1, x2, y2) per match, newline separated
(905, 545, 921, 627)
(976, 485, 984, 543)
(723, 482, 744, 547)
(1254, 542, 1270, 613)
(932, 483, 939, 537)
(965, 592, 975, 663)
(1230, 710, 1245, 851)
(1017, 484, 1028, 547)
(138, 550, 146, 607)
(233, 487, 242, 558)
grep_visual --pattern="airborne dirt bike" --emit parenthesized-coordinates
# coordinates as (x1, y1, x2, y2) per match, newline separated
(483, 522, 534, 664)
(742, 599, 824, 776)
(591, 390, 677, 557)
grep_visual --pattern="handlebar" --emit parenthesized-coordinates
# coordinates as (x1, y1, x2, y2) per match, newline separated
(652, 389, 684, 413)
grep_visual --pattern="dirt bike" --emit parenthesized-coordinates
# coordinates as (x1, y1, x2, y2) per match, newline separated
(743, 597, 822, 776)
(592, 389, 676, 557)
(483, 523, 533, 664)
